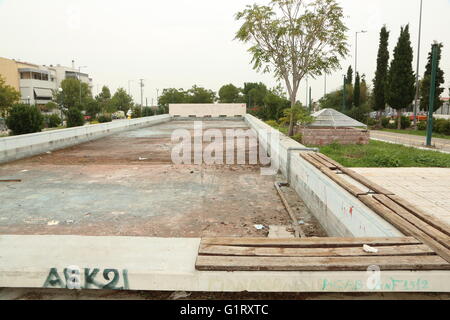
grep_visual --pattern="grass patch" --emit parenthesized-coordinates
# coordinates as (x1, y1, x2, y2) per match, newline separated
(314, 140, 450, 168)
(377, 128, 450, 140)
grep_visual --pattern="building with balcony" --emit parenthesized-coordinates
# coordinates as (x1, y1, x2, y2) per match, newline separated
(0, 57, 93, 107)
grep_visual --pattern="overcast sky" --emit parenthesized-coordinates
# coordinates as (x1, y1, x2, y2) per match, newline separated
(1, 0, 449, 105)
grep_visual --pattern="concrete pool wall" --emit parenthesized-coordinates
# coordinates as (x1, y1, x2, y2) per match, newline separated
(245, 114, 403, 238)
(0, 114, 171, 164)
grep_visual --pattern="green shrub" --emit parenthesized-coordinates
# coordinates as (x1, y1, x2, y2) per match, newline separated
(132, 107, 142, 118)
(6, 104, 44, 135)
(142, 107, 155, 117)
(66, 108, 84, 128)
(417, 121, 427, 131)
(292, 133, 303, 143)
(98, 114, 112, 123)
(435, 119, 450, 135)
(381, 117, 390, 128)
(45, 114, 62, 128)
(265, 120, 279, 128)
(394, 116, 411, 129)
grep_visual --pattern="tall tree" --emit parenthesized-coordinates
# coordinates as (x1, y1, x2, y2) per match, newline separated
(0, 75, 20, 117)
(346, 66, 353, 86)
(111, 88, 134, 113)
(420, 43, 445, 112)
(54, 78, 91, 109)
(158, 88, 187, 109)
(353, 72, 361, 107)
(243, 82, 268, 108)
(95, 86, 114, 113)
(372, 26, 390, 118)
(386, 25, 415, 129)
(186, 85, 216, 103)
(235, 0, 349, 136)
(219, 84, 242, 103)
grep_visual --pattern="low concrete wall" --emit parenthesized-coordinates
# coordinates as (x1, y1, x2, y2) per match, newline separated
(245, 114, 402, 237)
(301, 127, 369, 146)
(169, 103, 246, 117)
(0, 114, 171, 164)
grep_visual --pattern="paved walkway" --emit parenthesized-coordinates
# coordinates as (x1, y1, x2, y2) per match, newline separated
(353, 168, 450, 227)
(370, 131, 450, 153)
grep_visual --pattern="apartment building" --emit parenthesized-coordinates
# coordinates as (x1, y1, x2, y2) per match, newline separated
(0, 57, 93, 107)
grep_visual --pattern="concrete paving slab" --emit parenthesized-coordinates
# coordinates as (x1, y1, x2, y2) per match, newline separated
(353, 168, 450, 226)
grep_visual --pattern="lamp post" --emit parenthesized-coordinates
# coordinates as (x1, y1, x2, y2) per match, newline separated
(413, 0, 424, 129)
(78, 66, 87, 105)
(128, 80, 134, 96)
(355, 30, 367, 75)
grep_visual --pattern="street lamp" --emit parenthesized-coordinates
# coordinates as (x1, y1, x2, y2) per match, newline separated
(355, 30, 367, 75)
(413, 0, 424, 128)
(78, 66, 87, 105)
(58, 88, 64, 120)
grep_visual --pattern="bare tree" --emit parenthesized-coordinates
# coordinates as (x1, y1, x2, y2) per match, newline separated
(235, 0, 349, 136)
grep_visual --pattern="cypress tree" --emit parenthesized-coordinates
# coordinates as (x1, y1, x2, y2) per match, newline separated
(386, 25, 416, 129)
(346, 66, 353, 85)
(420, 43, 445, 112)
(372, 26, 390, 119)
(353, 72, 361, 107)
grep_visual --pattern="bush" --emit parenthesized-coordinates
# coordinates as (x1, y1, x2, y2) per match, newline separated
(66, 108, 84, 128)
(6, 104, 43, 135)
(45, 114, 62, 128)
(265, 120, 279, 128)
(433, 118, 450, 135)
(98, 114, 112, 123)
(132, 107, 142, 118)
(381, 117, 390, 128)
(417, 121, 427, 131)
(142, 107, 155, 117)
(394, 116, 411, 129)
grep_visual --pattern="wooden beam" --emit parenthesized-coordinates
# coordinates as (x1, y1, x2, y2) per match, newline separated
(308, 153, 337, 170)
(387, 195, 450, 236)
(374, 195, 450, 249)
(358, 195, 450, 263)
(196, 255, 450, 271)
(274, 182, 305, 238)
(201, 237, 422, 248)
(340, 168, 395, 195)
(199, 244, 435, 258)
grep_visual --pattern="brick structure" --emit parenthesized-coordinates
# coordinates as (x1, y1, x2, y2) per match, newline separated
(300, 127, 370, 146)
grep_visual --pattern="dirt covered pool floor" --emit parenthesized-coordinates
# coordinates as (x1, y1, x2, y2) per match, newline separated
(0, 120, 325, 237)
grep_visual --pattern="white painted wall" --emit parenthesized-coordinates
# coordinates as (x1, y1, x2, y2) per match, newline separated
(245, 114, 403, 238)
(0, 114, 171, 164)
(169, 103, 246, 117)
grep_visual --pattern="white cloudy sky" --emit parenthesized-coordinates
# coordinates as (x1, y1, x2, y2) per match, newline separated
(1, 0, 449, 105)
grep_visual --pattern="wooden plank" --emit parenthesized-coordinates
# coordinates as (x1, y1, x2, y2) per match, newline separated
(314, 153, 395, 195)
(300, 154, 366, 197)
(374, 195, 450, 249)
(274, 182, 305, 238)
(300, 153, 328, 171)
(0, 179, 21, 183)
(340, 168, 395, 195)
(314, 153, 345, 170)
(387, 195, 450, 236)
(318, 166, 367, 197)
(201, 237, 422, 248)
(199, 244, 435, 257)
(358, 195, 450, 264)
(308, 153, 337, 170)
(195, 255, 450, 271)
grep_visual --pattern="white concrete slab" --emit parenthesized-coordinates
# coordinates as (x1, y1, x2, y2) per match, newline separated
(0, 235, 448, 293)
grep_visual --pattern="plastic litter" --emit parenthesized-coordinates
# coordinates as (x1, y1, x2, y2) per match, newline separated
(254, 224, 265, 230)
(363, 244, 379, 253)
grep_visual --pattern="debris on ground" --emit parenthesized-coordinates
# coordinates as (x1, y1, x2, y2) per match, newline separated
(47, 220, 60, 226)
(168, 291, 191, 300)
(363, 244, 379, 253)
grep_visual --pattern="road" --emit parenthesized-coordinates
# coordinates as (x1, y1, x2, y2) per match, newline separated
(370, 130, 450, 153)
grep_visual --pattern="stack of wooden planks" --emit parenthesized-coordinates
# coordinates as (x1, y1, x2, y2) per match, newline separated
(300, 152, 450, 264)
(195, 237, 450, 271)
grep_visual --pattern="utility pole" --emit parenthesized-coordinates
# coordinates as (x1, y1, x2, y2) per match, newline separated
(355, 30, 367, 75)
(413, 0, 424, 129)
(128, 80, 134, 97)
(305, 77, 309, 107)
(426, 44, 439, 147)
(139, 79, 144, 109)
(309, 87, 312, 112)
(342, 76, 347, 111)
(156, 89, 160, 106)
(78, 66, 87, 105)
